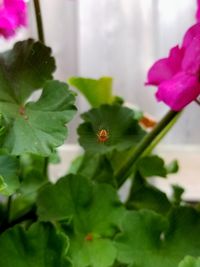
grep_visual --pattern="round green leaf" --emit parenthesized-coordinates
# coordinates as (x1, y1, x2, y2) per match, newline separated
(1, 80, 76, 156)
(37, 174, 125, 267)
(78, 105, 145, 154)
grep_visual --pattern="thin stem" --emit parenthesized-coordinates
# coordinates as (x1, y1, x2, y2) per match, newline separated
(195, 99, 200, 106)
(6, 196, 12, 224)
(43, 157, 49, 177)
(0, 206, 37, 234)
(115, 110, 179, 187)
(33, 0, 49, 176)
(33, 0, 45, 43)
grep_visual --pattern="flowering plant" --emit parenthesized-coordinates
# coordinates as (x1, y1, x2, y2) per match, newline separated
(0, 1, 200, 267)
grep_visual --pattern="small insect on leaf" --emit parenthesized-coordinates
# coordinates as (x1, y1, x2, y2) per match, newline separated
(97, 129, 109, 143)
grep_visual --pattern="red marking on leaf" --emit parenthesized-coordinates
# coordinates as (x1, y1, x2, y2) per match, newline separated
(85, 233, 93, 241)
(19, 106, 25, 116)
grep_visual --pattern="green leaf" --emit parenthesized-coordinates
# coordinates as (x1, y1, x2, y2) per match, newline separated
(0, 222, 71, 267)
(0, 175, 7, 191)
(0, 39, 55, 103)
(68, 232, 117, 267)
(137, 155, 167, 178)
(37, 174, 125, 267)
(0, 155, 19, 195)
(0, 113, 6, 146)
(171, 184, 184, 206)
(69, 76, 119, 107)
(78, 105, 145, 154)
(115, 207, 200, 267)
(20, 153, 46, 177)
(10, 169, 48, 221)
(127, 172, 171, 215)
(1, 80, 76, 156)
(178, 256, 200, 267)
(70, 153, 116, 186)
(166, 160, 179, 174)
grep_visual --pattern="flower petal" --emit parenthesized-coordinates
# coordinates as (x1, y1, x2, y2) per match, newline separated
(182, 23, 200, 48)
(196, 0, 200, 22)
(156, 72, 200, 111)
(182, 36, 200, 75)
(0, 0, 27, 39)
(146, 46, 183, 86)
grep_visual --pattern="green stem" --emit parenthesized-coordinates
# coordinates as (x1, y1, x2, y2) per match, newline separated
(33, 0, 45, 43)
(115, 110, 179, 187)
(33, 0, 48, 175)
(6, 196, 12, 224)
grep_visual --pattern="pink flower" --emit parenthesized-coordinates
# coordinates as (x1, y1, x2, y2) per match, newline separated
(0, 0, 27, 39)
(146, 23, 200, 111)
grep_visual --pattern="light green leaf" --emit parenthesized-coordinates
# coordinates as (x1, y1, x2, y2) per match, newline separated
(0, 175, 7, 191)
(37, 174, 125, 267)
(69, 233, 117, 267)
(78, 105, 145, 154)
(178, 256, 200, 267)
(0, 155, 19, 195)
(1, 80, 76, 156)
(115, 207, 200, 267)
(69, 76, 119, 107)
(0, 222, 71, 267)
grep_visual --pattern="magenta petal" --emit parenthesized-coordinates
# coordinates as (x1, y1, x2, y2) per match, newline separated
(146, 46, 183, 86)
(197, 0, 200, 22)
(0, 0, 27, 39)
(182, 36, 200, 75)
(182, 23, 200, 48)
(156, 72, 200, 111)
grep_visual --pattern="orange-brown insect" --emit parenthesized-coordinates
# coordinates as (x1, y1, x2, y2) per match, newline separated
(97, 129, 109, 143)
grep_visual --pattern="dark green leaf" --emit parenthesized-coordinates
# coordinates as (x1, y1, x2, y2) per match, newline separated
(127, 173, 171, 215)
(0, 39, 55, 103)
(171, 184, 184, 206)
(115, 207, 200, 267)
(78, 105, 145, 154)
(0, 222, 71, 267)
